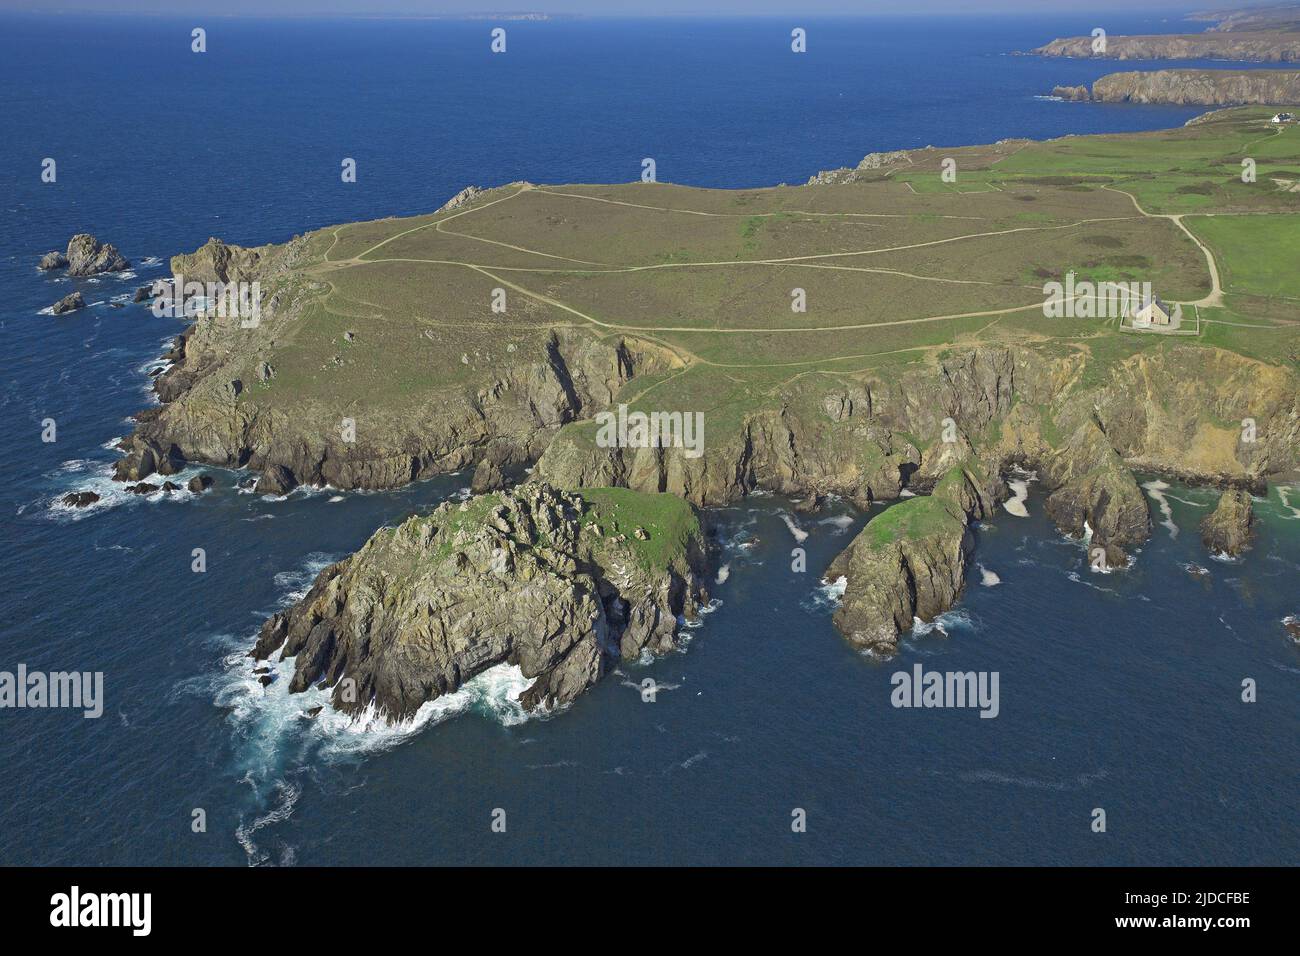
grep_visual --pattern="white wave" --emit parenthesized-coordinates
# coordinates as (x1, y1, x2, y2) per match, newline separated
(271, 553, 338, 603)
(1067, 570, 1118, 593)
(715, 563, 730, 584)
(909, 608, 974, 637)
(1002, 479, 1029, 518)
(804, 574, 847, 613)
(45, 460, 212, 521)
(779, 512, 808, 543)
(899, 488, 917, 498)
(1277, 485, 1300, 520)
(817, 513, 856, 533)
(235, 778, 300, 867)
(1142, 479, 1179, 538)
(977, 563, 1001, 586)
(317, 663, 538, 758)
(679, 750, 707, 770)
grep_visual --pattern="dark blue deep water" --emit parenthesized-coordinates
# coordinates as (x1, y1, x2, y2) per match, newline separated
(1, 14, 1297, 866)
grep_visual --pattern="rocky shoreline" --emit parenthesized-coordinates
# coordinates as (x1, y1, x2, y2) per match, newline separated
(251, 482, 711, 720)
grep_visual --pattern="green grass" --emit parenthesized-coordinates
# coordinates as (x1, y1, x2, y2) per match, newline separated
(1186, 213, 1300, 299)
(861, 493, 963, 549)
(579, 487, 700, 571)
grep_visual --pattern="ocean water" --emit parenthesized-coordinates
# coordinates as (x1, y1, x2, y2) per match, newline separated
(1, 14, 1297, 866)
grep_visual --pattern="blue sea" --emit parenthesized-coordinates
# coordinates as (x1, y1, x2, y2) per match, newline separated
(2, 13, 1297, 866)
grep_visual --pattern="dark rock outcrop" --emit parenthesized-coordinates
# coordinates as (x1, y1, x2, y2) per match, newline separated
(50, 292, 85, 315)
(254, 464, 297, 496)
(1201, 489, 1255, 556)
(251, 483, 709, 721)
(39, 251, 68, 270)
(187, 474, 213, 493)
(65, 234, 129, 277)
(60, 491, 100, 508)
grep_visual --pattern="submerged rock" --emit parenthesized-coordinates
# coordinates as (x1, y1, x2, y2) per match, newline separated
(1284, 617, 1300, 644)
(1201, 489, 1255, 557)
(60, 491, 100, 508)
(250, 482, 709, 722)
(65, 234, 129, 277)
(187, 474, 213, 493)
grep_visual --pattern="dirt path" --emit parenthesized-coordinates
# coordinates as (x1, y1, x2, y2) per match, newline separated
(1102, 184, 1225, 308)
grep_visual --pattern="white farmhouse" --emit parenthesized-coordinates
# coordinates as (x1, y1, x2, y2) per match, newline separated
(1129, 295, 1182, 330)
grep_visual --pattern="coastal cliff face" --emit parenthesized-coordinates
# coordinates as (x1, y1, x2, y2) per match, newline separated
(117, 229, 674, 494)
(252, 483, 709, 720)
(1053, 70, 1300, 105)
(537, 342, 1299, 642)
(1032, 34, 1300, 62)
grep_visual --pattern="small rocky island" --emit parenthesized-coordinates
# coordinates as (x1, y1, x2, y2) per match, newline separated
(39, 233, 130, 277)
(252, 483, 710, 720)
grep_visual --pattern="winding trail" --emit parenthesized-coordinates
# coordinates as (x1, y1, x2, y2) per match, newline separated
(1102, 184, 1224, 308)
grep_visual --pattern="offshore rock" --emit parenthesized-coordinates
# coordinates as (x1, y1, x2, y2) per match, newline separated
(1200, 489, 1255, 557)
(65, 234, 130, 276)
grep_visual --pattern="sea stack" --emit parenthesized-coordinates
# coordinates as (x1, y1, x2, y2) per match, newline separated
(1201, 489, 1255, 557)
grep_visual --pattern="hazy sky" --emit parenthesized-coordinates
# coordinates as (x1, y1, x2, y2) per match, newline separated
(0, 1, 1267, 17)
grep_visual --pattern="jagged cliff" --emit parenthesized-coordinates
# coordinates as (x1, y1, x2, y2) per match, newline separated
(252, 483, 710, 720)
(537, 342, 1299, 642)
(1053, 70, 1300, 105)
(1031, 33, 1300, 62)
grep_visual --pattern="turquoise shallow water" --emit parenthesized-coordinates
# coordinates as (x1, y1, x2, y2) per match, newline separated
(1, 13, 1297, 866)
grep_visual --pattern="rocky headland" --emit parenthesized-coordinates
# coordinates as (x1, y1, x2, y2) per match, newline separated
(1052, 70, 1300, 106)
(1031, 5, 1300, 62)
(97, 117, 1300, 695)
